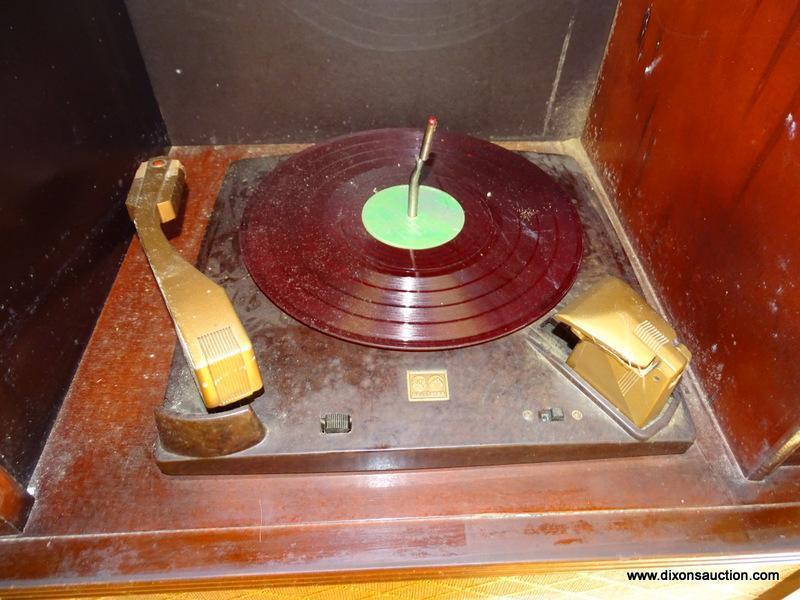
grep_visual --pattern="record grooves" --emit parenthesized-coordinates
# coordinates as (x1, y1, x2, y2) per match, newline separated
(240, 128, 583, 350)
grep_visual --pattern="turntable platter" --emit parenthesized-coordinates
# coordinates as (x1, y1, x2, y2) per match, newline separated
(240, 128, 583, 350)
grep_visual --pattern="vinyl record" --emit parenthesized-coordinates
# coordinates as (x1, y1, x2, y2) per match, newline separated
(240, 128, 583, 350)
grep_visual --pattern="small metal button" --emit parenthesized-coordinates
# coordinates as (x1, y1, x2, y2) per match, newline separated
(539, 407, 565, 422)
(321, 413, 352, 434)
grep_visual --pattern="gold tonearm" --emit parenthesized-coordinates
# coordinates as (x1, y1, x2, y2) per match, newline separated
(126, 157, 263, 409)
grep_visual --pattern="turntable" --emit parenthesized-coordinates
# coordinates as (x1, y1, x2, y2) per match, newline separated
(126, 119, 694, 475)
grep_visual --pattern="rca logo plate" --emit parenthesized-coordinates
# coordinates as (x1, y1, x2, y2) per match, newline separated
(406, 370, 449, 401)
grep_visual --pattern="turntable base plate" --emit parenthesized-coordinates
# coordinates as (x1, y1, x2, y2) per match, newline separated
(156, 151, 694, 475)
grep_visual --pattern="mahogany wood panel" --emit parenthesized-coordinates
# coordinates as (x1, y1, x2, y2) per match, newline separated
(0, 0, 167, 483)
(0, 145, 798, 595)
(0, 466, 32, 535)
(584, 0, 800, 479)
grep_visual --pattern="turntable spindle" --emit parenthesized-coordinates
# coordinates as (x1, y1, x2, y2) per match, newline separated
(408, 116, 437, 218)
(360, 117, 465, 250)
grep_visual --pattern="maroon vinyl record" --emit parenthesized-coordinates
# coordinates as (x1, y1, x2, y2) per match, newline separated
(240, 128, 583, 350)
